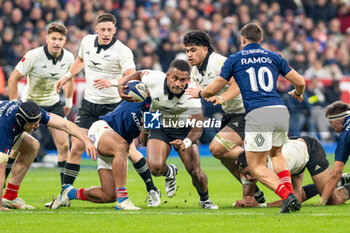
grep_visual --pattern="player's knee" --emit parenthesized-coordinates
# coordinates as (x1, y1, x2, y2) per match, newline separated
(56, 142, 70, 154)
(189, 167, 202, 179)
(148, 162, 164, 176)
(209, 141, 224, 159)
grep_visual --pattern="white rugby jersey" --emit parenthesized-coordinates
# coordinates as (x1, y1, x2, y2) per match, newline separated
(190, 52, 245, 114)
(16, 46, 74, 106)
(78, 35, 135, 104)
(267, 139, 309, 175)
(142, 70, 202, 128)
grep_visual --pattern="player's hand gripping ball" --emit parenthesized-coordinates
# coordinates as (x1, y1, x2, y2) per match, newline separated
(124, 80, 148, 102)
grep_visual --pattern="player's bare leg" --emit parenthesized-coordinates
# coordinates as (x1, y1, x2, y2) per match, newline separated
(178, 144, 218, 209)
(3, 134, 39, 209)
(147, 139, 171, 176)
(147, 139, 177, 198)
(209, 127, 244, 180)
(83, 169, 116, 203)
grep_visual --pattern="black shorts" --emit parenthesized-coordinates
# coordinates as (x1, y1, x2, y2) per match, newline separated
(40, 101, 65, 117)
(148, 127, 191, 146)
(220, 113, 245, 140)
(75, 98, 120, 129)
(295, 136, 329, 176)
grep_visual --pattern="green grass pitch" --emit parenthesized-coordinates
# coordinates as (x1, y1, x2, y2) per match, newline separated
(1, 155, 350, 233)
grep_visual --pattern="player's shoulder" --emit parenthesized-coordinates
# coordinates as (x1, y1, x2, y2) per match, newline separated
(209, 52, 227, 62)
(114, 40, 133, 53)
(143, 70, 165, 81)
(62, 48, 74, 59)
(25, 46, 44, 58)
(81, 34, 97, 45)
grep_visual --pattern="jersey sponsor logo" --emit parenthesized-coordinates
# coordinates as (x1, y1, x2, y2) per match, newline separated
(143, 111, 161, 129)
(255, 133, 265, 147)
(131, 112, 143, 131)
(85, 51, 90, 55)
(41, 65, 47, 68)
(49, 73, 59, 77)
(315, 165, 321, 171)
(88, 60, 102, 72)
(60, 63, 67, 68)
(154, 97, 160, 101)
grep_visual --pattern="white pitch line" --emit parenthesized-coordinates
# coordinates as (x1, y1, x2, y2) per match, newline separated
(0, 211, 346, 216)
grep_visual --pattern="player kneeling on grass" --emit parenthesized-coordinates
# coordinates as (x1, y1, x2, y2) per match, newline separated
(51, 98, 160, 210)
(234, 136, 350, 209)
(118, 60, 218, 209)
(0, 101, 96, 210)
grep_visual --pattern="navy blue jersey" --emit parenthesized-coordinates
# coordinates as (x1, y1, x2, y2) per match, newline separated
(220, 43, 292, 113)
(334, 116, 350, 163)
(0, 101, 50, 154)
(100, 98, 151, 144)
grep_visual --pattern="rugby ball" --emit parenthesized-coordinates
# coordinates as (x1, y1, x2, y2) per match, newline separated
(125, 80, 148, 102)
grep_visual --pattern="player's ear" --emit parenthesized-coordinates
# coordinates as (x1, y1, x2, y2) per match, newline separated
(45, 35, 49, 44)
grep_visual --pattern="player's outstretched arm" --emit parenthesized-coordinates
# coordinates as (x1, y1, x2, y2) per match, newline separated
(47, 114, 97, 160)
(186, 76, 228, 99)
(56, 56, 84, 94)
(284, 69, 306, 103)
(318, 161, 344, 205)
(207, 78, 241, 105)
(8, 69, 25, 101)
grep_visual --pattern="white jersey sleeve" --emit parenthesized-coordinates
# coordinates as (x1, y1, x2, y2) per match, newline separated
(15, 50, 36, 76)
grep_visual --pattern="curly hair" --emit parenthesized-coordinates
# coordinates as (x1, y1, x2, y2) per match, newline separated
(183, 30, 214, 53)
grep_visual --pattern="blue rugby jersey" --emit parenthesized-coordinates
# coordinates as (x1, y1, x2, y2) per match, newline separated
(100, 98, 151, 144)
(220, 43, 292, 113)
(335, 116, 350, 164)
(0, 101, 50, 154)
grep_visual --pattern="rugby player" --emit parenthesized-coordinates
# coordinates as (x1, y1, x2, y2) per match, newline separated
(118, 60, 218, 209)
(1, 101, 95, 210)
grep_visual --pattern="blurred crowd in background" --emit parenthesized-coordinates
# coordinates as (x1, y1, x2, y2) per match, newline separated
(1, 0, 350, 146)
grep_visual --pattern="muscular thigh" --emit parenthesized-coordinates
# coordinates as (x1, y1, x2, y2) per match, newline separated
(212, 126, 243, 153)
(48, 127, 69, 145)
(146, 139, 171, 166)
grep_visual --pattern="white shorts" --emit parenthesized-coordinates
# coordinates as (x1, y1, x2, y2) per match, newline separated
(12, 133, 26, 151)
(245, 106, 289, 152)
(88, 120, 113, 149)
(88, 120, 114, 170)
(97, 155, 113, 170)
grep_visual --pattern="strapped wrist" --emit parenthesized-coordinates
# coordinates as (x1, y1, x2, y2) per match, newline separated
(65, 72, 73, 81)
(183, 138, 192, 149)
(110, 80, 119, 87)
(65, 98, 73, 108)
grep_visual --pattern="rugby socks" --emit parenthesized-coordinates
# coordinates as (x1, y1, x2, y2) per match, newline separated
(57, 161, 66, 186)
(65, 186, 86, 201)
(5, 157, 15, 180)
(133, 157, 157, 192)
(116, 187, 128, 203)
(275, 183, 290, 200)
(343, 184, 350, 199)
(303, 184, 318, 201)
(277, 170, 294, 194)
(165, 164, 175, 177)
(63, 163, 80, 187)
(198, 190, 209, 202)
(3, 183, 19, 200)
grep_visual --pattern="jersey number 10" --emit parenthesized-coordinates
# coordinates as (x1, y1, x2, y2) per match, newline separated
(246, 67, 273, 92)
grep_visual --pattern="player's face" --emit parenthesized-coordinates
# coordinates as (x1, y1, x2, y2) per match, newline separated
(241, 167, 258, 184)
(329, 119, 343, 133)
(23, 121, 40, 133)
(185, 45, 208, 67)
(46, 32, 66, 56)
(96, 21, 116, 45)
(166, 68, 190, 94)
